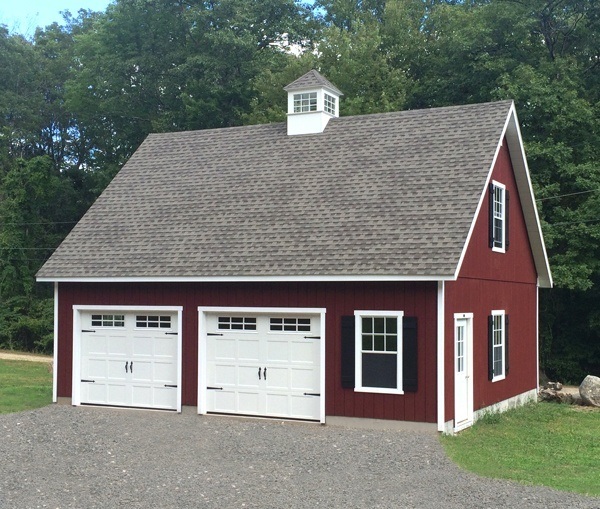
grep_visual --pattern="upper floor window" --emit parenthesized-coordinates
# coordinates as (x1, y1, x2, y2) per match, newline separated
(489, 181, 509, 252)
(488, 310, 509, 382)
(324, 93, 336, 115)
(293, 92, 317, 113)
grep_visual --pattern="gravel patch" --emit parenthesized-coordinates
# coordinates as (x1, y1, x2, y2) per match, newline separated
(0, 405, 597, 509)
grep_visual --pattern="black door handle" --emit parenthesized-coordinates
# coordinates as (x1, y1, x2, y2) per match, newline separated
(125, 361, 129, 373)
(263, 367, 267, 380)
(258, 367, 262, 380)
(130, 361, 133, 373)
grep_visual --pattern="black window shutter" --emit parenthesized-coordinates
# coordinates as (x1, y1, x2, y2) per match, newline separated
(505, 314, 510, 375)
(505, 189, 510, 250)
(489, 183, 495, 248)
(488, 315, 494, 380)
(402, 317, 418, 392)
(341, 316, 355, 388)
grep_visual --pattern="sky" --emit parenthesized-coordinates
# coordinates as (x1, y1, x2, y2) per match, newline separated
(0, 0, 112, 37)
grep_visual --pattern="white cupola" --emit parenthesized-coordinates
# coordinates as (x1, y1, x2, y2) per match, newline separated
(283, 70, 343, 136)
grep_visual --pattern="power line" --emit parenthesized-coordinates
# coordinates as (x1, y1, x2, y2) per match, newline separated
(537, 188, 600, 201)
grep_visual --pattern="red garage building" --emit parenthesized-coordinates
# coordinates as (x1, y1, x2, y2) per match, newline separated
(37, 71, 552, 432)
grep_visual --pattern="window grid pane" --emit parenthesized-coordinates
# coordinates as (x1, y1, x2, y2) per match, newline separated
(361, 316, 398, 353)
(492, 314, 504, 377)
(293, 92, 317, 113)
(493, 185, 504, 246)
(92, 314, 125, 327)
(136, 315, 172, 328)
(218, 316, 257, 331)
(269, 317, 311, 332)
(324, 93, 336, 115)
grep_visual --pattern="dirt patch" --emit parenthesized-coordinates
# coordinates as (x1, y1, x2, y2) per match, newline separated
(0, 350, 52, 363)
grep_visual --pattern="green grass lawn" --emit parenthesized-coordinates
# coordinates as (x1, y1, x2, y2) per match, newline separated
(441, 402, 600, 497)
(0, 359, 52, 414)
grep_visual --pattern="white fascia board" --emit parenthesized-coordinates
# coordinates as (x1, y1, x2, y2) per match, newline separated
(453, 103, 553, 288)
(504, 105, 553, 288)
(38, 274, 455, 284)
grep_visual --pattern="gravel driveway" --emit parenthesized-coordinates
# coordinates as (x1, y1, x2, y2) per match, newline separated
(0, 405, 597, 509)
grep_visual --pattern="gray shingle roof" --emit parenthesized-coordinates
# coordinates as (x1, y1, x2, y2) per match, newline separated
(283, 70, 343, 95)
(38, 101, 515, 279)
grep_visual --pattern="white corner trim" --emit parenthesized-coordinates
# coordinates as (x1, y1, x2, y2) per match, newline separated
(53, 282, 58, 403)
(437, 281, 445, 433)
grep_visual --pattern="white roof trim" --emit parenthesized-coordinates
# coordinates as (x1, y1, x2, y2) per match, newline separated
(37, 274, 455, 284)
(453, 102, 552, 288)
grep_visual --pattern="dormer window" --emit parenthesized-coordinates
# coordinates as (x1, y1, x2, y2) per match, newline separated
(294, 92, 317, 113)
(324, 93, 336, 115)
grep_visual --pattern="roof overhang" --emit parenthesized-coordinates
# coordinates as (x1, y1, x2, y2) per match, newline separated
(454, 102, 553, 288)
(37, 274, 456, 284)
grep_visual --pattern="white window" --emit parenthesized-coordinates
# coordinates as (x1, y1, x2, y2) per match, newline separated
(270, 317, 311, 332)
(218, 316, 257, 331)
(491, 310, 505, 381)
(491, 181, 506, 252)
(293, 92, 317, 113)
(354, 311, 403, 394)
(91, 314, 124, 327)
(136, 315, 172, 328)
(324, 93, 336, 115)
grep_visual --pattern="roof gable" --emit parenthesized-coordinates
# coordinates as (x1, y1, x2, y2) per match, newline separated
(37, 100, 549, 284)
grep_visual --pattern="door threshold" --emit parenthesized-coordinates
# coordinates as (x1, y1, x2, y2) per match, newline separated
(206, 411, 320, 424)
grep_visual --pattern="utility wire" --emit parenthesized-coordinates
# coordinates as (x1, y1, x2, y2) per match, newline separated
(537, 188, 600, 201)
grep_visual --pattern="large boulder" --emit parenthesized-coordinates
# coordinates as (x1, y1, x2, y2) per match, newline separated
(579, 375, 600, 407)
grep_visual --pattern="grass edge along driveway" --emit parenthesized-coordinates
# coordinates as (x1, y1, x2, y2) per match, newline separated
(0, 358, 52, 414)
(441, 402, 600, 497)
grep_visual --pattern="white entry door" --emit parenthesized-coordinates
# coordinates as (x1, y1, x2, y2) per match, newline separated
(79, 310, 179, 410)
(203, 311, 323, 421)
(454, 315, 474, 431)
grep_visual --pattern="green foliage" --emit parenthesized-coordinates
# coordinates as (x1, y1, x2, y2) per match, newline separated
(441, 403, 600, 496)
(0, 359, 52, 414)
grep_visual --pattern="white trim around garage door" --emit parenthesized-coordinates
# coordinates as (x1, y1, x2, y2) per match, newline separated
(72, 305, 183, 412)
(198, 306, 326, 423)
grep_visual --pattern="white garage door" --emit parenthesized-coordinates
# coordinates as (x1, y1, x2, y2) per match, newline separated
(79, 311, 179, 410)
(203, 311, 322, 421)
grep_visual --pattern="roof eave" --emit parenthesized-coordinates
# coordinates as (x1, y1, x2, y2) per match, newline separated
(36, 274, 457, 284)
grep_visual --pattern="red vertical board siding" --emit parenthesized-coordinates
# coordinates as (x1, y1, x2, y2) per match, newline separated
(57, 280, 438, 423)
(444, 139, 539, 422)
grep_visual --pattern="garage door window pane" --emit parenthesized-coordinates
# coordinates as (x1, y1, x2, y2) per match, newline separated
(218, 317, 257, 331)
(136, 315, 172, 329)
(270, 317, 311, 332)
(92, 314, 125, 327)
